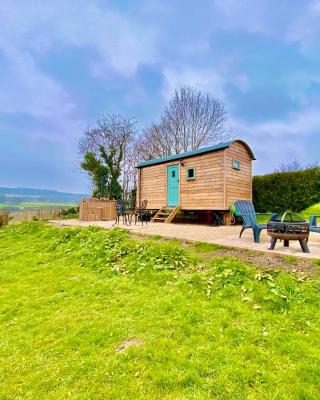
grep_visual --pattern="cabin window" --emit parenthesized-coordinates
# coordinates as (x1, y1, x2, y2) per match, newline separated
(232, 160, 241, 170)
(186, 167, 196, 180)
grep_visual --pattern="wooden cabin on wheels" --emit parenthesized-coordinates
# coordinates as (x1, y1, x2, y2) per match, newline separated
(136, 140, 255, 224)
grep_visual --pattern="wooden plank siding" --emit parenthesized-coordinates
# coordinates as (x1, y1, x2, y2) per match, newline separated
(137, 140, 253, 211)
(80, 200, 117, 221)
(139, 163, 167, 208)
(179, 151, 225, 210)
(225, 141, 252, 207)
(138, 150, 226, 210)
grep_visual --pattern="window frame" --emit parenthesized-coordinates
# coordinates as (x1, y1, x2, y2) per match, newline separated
(232, 160, 241, 170)
(186, 166, 196, 180)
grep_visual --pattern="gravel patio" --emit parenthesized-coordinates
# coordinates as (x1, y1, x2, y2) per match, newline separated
(51, 219, 320, 260)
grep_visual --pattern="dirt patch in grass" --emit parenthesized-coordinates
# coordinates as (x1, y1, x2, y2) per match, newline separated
(116, 338, 144, 353)
(204, 247, 317, 274)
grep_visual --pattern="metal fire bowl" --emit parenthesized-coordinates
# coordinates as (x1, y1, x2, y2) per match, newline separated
(267, 221, 309, 241)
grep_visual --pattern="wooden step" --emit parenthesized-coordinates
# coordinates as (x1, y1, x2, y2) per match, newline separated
(151, 206, 180, 223)
(164, 207, 180, 223)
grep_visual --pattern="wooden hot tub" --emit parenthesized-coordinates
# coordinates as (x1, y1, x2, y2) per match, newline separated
(79, 198, 117, 222)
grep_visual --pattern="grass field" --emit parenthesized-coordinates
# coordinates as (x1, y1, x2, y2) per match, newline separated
(0, 222, 319, 399)
(0, 201, 77, 210)
(254, 203, 320, 224)
(301, 203, 320, 220)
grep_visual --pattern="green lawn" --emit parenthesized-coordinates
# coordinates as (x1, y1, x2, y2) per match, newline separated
(19, 201, 77, 208)
(0, 201, 76, 210)
(0, 222, 320, 399)
(301, 203, 320, 220)
(255, 202, 320, 224)
(0, 202, 17, 209)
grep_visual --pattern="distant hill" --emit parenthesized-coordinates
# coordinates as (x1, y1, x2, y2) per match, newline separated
(0, 187, 88, 205)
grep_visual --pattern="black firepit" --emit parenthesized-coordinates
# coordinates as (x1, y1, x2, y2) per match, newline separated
(267, 211, 310, 253)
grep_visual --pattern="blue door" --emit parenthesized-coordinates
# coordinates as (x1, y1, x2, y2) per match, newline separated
(167, 165, 179, 207)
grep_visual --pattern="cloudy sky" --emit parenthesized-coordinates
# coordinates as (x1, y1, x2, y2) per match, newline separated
(1, 0, 319, 193)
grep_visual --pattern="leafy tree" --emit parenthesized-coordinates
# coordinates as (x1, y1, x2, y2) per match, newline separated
(80, 151, 109, 198)
(81, 145, 124, 199)
(99, 145, 123, 199)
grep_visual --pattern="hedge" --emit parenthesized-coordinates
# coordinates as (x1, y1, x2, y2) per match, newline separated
(253, 167, 320, 213)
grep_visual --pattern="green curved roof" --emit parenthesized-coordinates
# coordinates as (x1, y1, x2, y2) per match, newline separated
(136, 140, 255, 168)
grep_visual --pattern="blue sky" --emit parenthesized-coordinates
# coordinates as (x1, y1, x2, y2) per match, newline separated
(0, 0, 319, 193)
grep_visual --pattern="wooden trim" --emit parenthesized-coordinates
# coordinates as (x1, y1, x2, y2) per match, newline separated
(232, 159, 241, 170)
(186, 166, 196, 180)
(166, 164, 169, 207)
(138, 168, 142, 207)
(223, 149, 227, 209)
(179, 164, 181, 206)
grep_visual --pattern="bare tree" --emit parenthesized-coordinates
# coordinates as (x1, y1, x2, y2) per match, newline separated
(79, 114, 137, 198)
(135, 123, 175, 160)
(79, 114, 136, 155)
(136, 86, 230, 160)
(274, 159, 318, 172)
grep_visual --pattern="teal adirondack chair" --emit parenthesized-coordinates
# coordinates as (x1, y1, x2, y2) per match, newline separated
(234, 200, 275, 243)
(310, 215, 320, 233)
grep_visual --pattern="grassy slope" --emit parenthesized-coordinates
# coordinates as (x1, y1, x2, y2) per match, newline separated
(255, 202, 320, 224)
(0, 201, 76, 209)
(19, 201, 77, 208)
(0, 203, 18, 209)
(301, 203, 320, 220)
(0, 222, 320, 399)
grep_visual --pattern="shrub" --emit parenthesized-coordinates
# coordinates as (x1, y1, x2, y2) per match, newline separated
(253, 167, 320, 213)
(59, 206, 80, 219)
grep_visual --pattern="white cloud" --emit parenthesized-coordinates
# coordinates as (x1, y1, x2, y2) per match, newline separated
(162, 67, 227, 101)
(230, 108, 320, 173)
(211, 0, 320, 49)
(0, 47, 75, 120)
(162, 66, 249, 103)
(0, 0, 158, 77)
(0, 0, 163, 161)
(233, 108, 320, 139)
(212, 0, 270, 36)
(285, 0, 320, 48)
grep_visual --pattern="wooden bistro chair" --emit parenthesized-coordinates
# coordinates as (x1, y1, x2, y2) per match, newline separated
(113, 200, 131, 226)
(234, 200, 275, 243)
(134, 200, 149, 226)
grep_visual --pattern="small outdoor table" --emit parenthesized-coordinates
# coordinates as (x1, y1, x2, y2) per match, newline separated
(267, 211, 310, 253)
